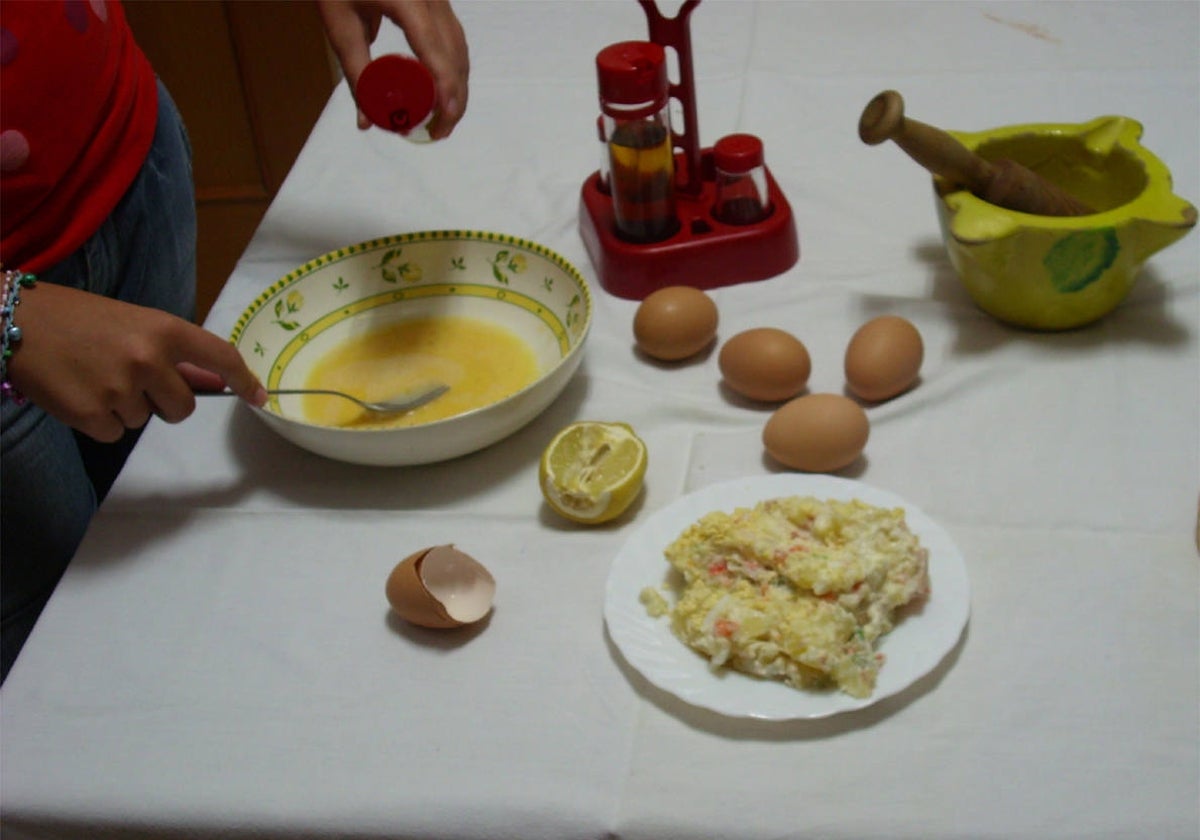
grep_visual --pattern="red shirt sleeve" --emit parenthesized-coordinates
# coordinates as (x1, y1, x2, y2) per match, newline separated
(1, 0, 159, 272)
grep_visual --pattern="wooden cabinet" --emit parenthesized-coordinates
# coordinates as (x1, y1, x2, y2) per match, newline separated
(124, 0, 337, 322)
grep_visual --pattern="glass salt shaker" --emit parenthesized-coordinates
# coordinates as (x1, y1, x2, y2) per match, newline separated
(595, 41, 679, 243)
(355, 54, 439, 143)
(712, 133, 771, 225)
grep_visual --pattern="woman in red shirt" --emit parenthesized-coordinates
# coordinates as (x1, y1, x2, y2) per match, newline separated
(0, 0, 470, 681)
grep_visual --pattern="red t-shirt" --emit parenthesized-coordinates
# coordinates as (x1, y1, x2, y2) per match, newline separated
(0, 0, 159, 273)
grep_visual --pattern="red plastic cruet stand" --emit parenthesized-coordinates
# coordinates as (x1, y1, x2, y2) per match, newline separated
(578, 0, 800, 300)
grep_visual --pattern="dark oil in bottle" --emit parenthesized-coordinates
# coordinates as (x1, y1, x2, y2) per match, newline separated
(608, 120, 678, 243)
(715, 196, 768, 225)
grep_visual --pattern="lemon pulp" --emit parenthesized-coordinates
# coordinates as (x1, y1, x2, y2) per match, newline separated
(539, 421, 647, 524)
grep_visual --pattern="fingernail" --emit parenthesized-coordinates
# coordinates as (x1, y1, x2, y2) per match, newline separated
(251, 385, 268, 406)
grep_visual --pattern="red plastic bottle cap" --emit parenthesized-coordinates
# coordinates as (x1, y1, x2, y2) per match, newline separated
(356, 54, 436, 134)
(714, 133, 764, 173)
(596, 41, 668, 117)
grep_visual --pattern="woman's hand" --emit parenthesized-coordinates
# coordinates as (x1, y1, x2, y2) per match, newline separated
(317, 0, 470, 140)
(7, 283, 267, 442)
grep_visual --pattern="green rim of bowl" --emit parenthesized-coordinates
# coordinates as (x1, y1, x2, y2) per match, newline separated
(230, 230, 592, 346)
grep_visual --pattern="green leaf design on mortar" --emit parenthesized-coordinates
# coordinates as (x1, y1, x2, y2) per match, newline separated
(1043, 228, 1120, 293)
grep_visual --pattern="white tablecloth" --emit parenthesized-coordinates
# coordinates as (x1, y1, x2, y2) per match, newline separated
(3, 2, 1197, 838)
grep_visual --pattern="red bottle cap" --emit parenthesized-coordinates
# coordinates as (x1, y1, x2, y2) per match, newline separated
(355, 54, 436, 135)
(714, 133, 764, 173)
(596, 41, 668, 118)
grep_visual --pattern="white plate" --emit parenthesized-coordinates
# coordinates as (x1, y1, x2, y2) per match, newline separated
(604, 474, 970, 720)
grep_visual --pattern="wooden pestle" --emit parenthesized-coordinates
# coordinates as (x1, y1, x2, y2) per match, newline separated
(859, 90, 1094, 217)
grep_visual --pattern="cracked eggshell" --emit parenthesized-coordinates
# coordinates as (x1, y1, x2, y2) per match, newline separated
(386, 545, 496, 628)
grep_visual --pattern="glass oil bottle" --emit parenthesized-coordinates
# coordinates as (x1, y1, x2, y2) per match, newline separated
(595, 41, 678, 243)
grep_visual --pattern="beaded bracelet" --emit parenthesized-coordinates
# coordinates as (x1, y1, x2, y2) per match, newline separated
(1, 267, 37, 404)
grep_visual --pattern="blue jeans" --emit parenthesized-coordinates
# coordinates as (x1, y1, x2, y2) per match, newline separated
(0, 80, 196, 682)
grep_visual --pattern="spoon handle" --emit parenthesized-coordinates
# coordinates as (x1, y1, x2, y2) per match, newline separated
(196, 388, 369, 409)
(197, 385, 447, 414)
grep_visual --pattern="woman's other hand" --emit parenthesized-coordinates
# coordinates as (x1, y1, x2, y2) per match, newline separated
(317, 0, 470, 140)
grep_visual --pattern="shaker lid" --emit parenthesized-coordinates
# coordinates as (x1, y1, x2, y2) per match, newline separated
(596, 41, 668, 114)
(714, 134, 764, 173)
(356, 54, 436, 134)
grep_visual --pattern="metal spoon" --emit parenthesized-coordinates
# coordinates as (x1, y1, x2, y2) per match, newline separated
(201, 383, 449, 415)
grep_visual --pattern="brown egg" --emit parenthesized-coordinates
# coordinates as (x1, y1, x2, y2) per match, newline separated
(718, 327, 811, 402)
(763, 393, 870, 472)
(633, 286, 719, 361)
(844, 316, 924, 402)
(386, 545, 496, 629)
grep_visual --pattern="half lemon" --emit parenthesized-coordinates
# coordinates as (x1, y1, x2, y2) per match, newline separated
(539, 421, 647, 524)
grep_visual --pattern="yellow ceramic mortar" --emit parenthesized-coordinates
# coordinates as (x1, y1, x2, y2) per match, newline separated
(934, 115, 1196, 330)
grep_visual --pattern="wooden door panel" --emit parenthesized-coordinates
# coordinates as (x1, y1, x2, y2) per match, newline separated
(125, 0, 335, 323)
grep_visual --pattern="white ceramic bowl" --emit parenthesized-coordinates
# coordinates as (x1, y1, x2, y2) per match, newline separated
(229, 231, 592, 465)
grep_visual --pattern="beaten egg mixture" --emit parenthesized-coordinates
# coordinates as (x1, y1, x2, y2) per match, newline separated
(302, 315, 540, 428)
(641, 496, 930, 698)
